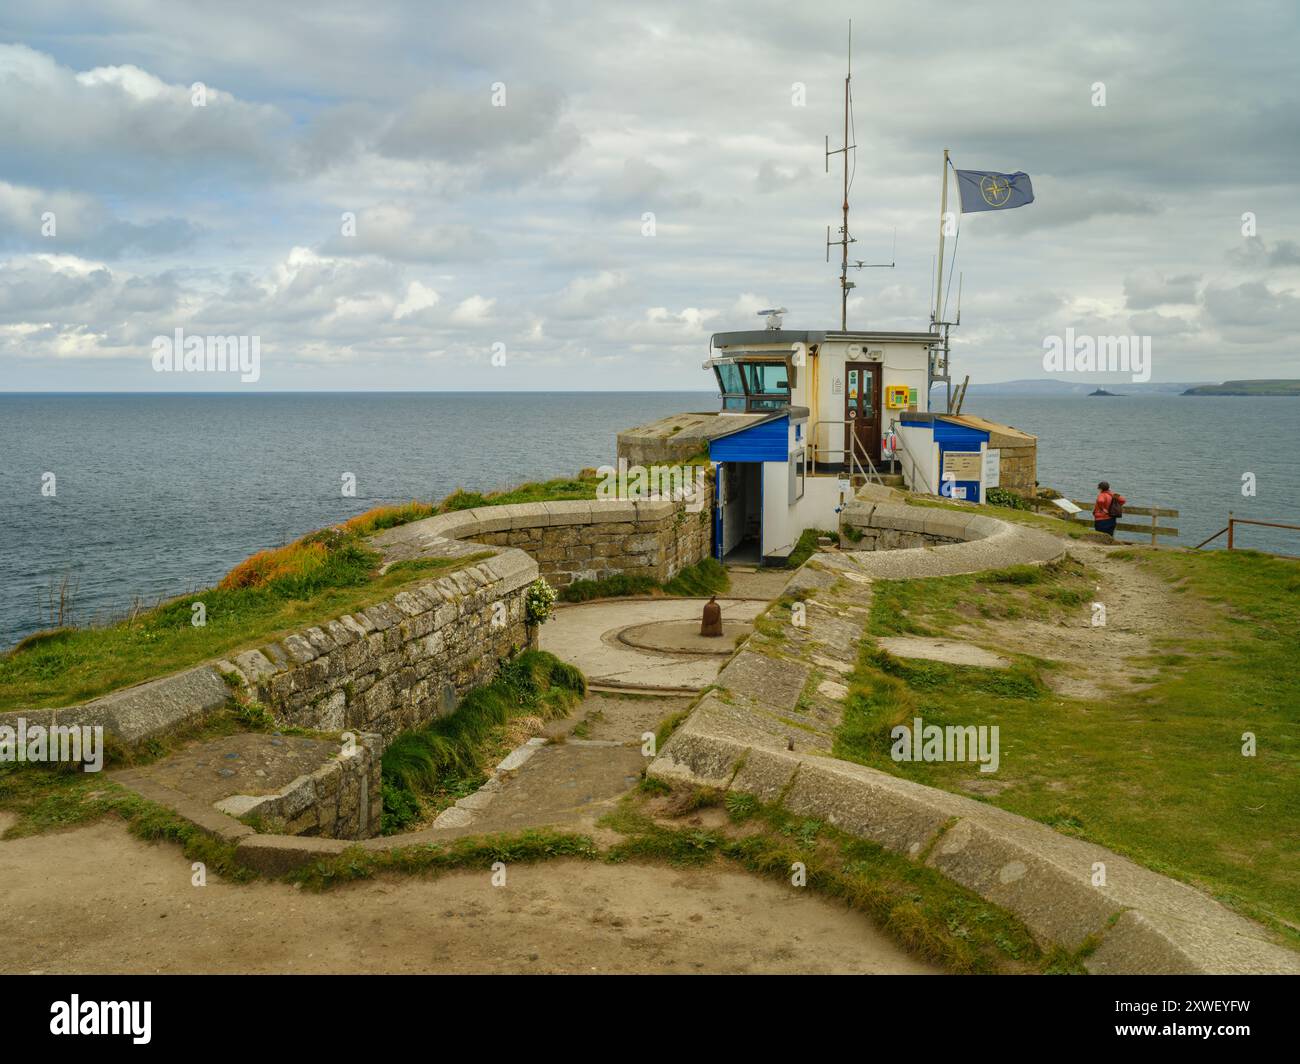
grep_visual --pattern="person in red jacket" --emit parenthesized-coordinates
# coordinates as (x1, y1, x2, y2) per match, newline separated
(1093, 481, 1126, 536)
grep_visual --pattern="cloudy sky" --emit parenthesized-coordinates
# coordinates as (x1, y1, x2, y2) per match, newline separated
(1, 0, 1297, 390)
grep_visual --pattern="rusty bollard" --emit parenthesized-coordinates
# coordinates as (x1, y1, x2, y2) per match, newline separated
(701, 595, 723, 637)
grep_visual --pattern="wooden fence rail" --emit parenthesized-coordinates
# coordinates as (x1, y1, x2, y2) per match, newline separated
(1029, 497, 1179, 546)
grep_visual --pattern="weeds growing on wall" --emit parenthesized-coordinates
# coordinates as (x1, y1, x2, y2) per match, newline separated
(785, 528, 839, 569)
(561, 558, 728, 602)
(379, 650, 586, 833)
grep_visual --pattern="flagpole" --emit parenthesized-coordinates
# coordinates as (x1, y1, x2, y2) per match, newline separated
(934, 148, 949, 327)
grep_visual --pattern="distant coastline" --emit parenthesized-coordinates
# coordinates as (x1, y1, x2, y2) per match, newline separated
(1181, 380, 1300, 396)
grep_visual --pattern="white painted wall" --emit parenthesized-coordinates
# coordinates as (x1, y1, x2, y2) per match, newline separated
(807, 339, 931, 461)
(896, 422, 940, 495)
(761, 465, 845, 556)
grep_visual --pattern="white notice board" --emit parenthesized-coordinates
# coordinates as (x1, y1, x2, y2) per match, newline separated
(983, 448, 1001, 488)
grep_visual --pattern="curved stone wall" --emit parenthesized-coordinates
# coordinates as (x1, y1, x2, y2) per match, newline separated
(838, 500, 1065, 578)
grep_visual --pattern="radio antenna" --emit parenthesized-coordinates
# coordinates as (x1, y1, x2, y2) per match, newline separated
(824, 19, 893, 330)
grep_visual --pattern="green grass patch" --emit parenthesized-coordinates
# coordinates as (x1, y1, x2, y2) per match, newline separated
(379, 650, 586, 833)
(785, 528, 839, 569)
(560, 573, 658, 601)
(661, 558, 728, 596)
(561, 558, 728, 602)
(290, 828, 600, 890)
(837, 549, 1300, 942)
(0, 766, 253, 880)
(905, 495, 1093, 539)
(0, 538, 484, 711)
(438, 472, 601, 513)
(602, 793, 1073, 974)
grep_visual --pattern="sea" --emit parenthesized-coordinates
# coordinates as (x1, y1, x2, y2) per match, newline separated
(1, 391, 1296, 650)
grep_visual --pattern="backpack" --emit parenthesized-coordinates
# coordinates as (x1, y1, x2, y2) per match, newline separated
(1106, 493, 1124, 518)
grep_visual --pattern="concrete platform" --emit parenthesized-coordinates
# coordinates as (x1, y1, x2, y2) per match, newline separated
(540, 598, 763, 691)
(114, 731, 382, 840)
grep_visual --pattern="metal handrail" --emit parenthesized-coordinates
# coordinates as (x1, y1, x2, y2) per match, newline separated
(808, 419, 883, 485)
(887, 425, 935, 495)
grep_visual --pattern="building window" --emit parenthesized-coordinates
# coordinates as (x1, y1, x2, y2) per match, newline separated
(713, 358, 791, 413)
(789, 446, 806, 503)
(742, 362, 789, 397)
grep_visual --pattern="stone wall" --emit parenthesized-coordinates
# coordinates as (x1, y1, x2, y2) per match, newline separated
(214, 734, 383, 840)
(224, 491, 715, 736)
(468, 499, 711, 589)
(843, 526, 963, 551)
(5, 493, 711, 750)
(840, 503, 969, 550)
(222, 550, 536, 739)
(992, 443, 1037, 497)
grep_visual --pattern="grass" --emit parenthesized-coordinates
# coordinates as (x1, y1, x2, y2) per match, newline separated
(0, 470, 608, 711)
(784, 528, 839, 569)
(289, 782, 1077, 974)
(0, 735, 1081, 972)
(835, 549, 1300, 942)
(379, 650, 586, 833)
(561, 558, 728, 602)
(905, 494, 1095, 539)
(598, 795, 1079, 974)
(0, 766, 253, 880)
(438, 472, 601, 512)
(0, 536, 483, 711)
(291, 828, 600, 890)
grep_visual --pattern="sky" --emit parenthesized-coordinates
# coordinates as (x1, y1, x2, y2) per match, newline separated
(0, 0, 1297, 391)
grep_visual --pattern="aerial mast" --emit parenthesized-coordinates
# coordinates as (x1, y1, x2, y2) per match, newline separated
(825, 20, 892, 330)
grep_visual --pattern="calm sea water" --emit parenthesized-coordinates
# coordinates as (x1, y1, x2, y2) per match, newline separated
(1, 392, 1296, 649)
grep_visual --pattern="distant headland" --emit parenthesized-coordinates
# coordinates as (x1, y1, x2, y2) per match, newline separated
(1181, 379, 1300, 396)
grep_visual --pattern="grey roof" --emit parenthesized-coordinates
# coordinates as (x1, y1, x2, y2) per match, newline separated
(705, 406, 808, 442)
(711, 328, 939, 348)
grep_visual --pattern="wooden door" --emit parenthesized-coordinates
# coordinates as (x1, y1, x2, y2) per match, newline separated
(844, 362, 882, 465)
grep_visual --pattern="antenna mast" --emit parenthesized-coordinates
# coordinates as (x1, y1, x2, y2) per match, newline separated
(825, 19, 892, 330)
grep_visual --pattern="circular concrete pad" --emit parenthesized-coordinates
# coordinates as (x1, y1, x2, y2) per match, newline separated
(618, 618, 752, 655)
(540, 598, 765, 690)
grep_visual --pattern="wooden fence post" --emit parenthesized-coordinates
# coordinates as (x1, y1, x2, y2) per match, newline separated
(1228, 511, 1234, 550)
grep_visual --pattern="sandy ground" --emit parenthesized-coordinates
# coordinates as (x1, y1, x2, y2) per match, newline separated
(0, 813, 936, 975)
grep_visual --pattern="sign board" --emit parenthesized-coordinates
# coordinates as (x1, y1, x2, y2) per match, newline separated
(1050, 497, 1083, 515)
(982, 448, 1001, 488)
(837, 478, 851, 493)
(942, 450, 981, 480)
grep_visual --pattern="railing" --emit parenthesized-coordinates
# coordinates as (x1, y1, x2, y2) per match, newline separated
(1194, 513, 1300, 553)
(887, 428, 936, 495)
(809, 420, 883, 486)
(1030, 497, 1180, 546)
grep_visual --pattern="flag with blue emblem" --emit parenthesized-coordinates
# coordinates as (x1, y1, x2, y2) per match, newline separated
(954, 169, 1034, 213)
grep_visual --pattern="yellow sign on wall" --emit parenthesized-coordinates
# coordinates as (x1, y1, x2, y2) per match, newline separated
(885, 385, 909, 409)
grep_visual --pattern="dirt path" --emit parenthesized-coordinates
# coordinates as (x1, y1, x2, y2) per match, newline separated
(0, 814, 936, 974)
(951, 542, 1184, 697)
